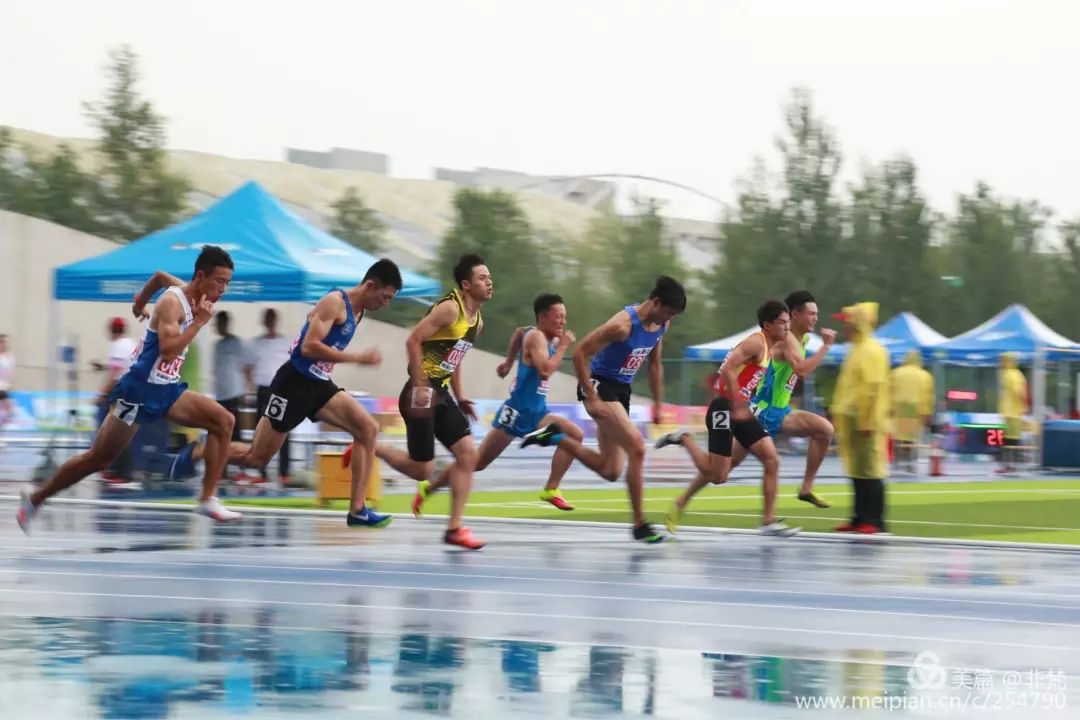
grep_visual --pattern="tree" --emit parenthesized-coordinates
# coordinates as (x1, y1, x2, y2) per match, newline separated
(437, 188, 555, 352)
(329, 186, 386, 254)
(21, 144, 102, 235)
(85, 46, 189, 241)
(844, 157, 937, 320)
(942, 184, 1052, 334)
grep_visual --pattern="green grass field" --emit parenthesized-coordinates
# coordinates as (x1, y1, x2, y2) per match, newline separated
(174, 479, 1080, 545)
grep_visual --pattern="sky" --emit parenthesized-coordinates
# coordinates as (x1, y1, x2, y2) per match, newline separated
(2, 0, 1078, 224)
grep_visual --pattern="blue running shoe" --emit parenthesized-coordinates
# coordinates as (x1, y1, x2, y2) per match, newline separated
(346, 507, 393, 528)
(169, 441, 199, 481)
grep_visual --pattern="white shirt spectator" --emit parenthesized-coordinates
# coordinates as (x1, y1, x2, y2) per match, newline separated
(108, 337, 138, 376)
(214, 335, 248, 401)
(0, 351, 14, 392)
(247, 333, 292, 388)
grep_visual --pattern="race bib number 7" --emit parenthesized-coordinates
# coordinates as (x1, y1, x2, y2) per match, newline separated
(114, 400, 141, 426)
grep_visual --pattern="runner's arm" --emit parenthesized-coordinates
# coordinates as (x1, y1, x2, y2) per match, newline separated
(572, 314, 630, 400)
(524, 328, 570, 379)
(300, 293, 368, 364)
(133, 271, 184, 319)
(405, 300, 459, 387)
(719, 336, 762, 405)
(154, 293, 204, 362)
(496, 326, 527, 377)
(782, 335, 831, 378)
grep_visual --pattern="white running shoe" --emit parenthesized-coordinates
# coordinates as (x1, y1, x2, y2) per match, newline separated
(195, 496, 243, 523)
(760, 519, 801, 537)
(654, 429, 689, 450)
(16, 487, 38, 534)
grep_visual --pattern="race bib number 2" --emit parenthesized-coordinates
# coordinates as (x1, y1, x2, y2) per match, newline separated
(711, 410, 730, 431)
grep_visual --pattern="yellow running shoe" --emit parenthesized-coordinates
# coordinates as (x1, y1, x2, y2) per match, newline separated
(411, 479, 430, 517)
(665, 502, 683, 535)
(539, 489, 574, 511)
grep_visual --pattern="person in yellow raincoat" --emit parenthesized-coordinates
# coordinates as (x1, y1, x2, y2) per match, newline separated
(997, 352, 1028, 473)
(831, 302, 891, 534)
(889, 350, 934, 474)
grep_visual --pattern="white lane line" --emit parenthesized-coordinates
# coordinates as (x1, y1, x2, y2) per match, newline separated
(5, 569, 1079, 628)
(2, 555, 1078, 609)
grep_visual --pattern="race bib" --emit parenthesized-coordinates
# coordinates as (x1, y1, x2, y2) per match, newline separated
(538, 378, 550, 396)
(440, 340, 473, 374)
(711, 409, 731, 431)
(114, 400, 141, 426)
(265, 393, 288, 421)
(784, 373, 799, 392)
(619, 347, 650, 377)
(497, 405, 520, 428)
(150, 354, 185, 384)
(310, 360, 335, 380)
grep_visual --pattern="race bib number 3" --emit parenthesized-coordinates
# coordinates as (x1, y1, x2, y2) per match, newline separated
(440, 340, 473, 373)
(497, 405, 520, 428)
(619, 347, 650, 376)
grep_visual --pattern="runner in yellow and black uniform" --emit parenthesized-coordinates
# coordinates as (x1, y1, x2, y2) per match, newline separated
(375, 254, 493, 550)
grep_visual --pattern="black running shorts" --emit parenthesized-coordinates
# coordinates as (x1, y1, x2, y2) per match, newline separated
(263, 362, 344, 433)
(707, 396, 769, 457)
(398, 380, 472, 463)
(576, 374, 632, 413)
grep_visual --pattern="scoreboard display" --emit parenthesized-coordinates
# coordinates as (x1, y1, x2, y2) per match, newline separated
(948, 425, 1009, 455)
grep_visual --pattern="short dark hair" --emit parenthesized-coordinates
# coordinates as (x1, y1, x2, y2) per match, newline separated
(263, 308, 277, 324)
(194, 245, 234, 277)
(453, 254, 486, 287)
(363, 258, 403, 290)
(216, 311, 230, 328)
(533, 293, 564, 318)
(784, 290, 816, 312)
(757, 299, 789, 327)
(649, 275, 686, 311)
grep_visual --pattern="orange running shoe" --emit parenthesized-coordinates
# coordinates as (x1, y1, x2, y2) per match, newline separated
(444, 526, 485, 550)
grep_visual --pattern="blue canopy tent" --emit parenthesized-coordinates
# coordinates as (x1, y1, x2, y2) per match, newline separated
(683, 327, 829, 362)
(933, 304, 1080, 366)
(53, 181, 441, 302)
(47, 181, 441, 395)
(827, 312, 948, 366)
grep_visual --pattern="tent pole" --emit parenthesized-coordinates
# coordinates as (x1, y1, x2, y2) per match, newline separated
(47, 296, 60, 423)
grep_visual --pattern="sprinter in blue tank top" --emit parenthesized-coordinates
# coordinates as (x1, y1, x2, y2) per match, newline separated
(18, 246, 247, 533)
(205, 260, 404, 530)
(522, 276, 687, 544)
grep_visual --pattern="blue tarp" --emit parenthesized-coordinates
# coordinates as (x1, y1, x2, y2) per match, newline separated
(683, 327, 829, 362)
(53, 181, 441, 302)
(933, 304, 1080, 365)
(827, 312, 948, 365)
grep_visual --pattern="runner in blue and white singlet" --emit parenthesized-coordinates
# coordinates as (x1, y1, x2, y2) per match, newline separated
(18, 246, 245, 531)
(523, 276, 688, 545)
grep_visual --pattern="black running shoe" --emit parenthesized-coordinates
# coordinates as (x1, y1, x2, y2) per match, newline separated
(521, 423, 561, 449)
(632, 523, 665, 544)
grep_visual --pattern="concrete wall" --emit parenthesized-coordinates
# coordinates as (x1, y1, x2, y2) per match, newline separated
(0, 211, 587, 402)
